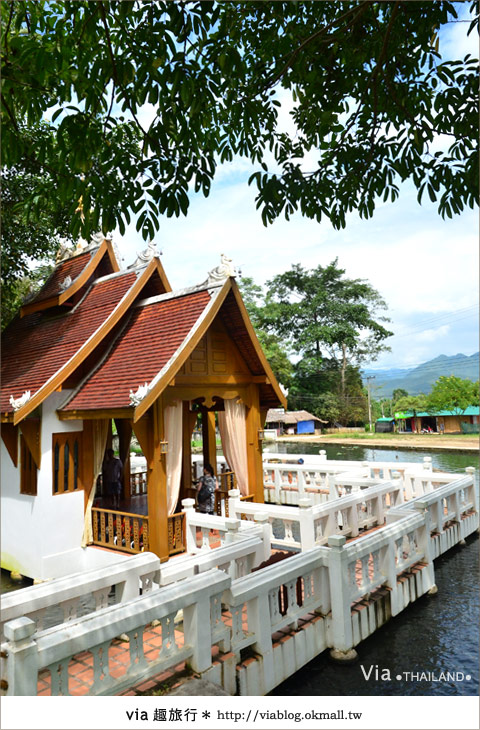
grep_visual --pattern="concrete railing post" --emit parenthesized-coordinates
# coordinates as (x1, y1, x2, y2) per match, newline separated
(248, 592, 276, 692)
(298, 498, 315, 550)
(182, 498, 197, 553)
(465, 467, 478, 511)
(274, 469, 281, 504)
(253, 513, 271, 563)
(391, 471, 404, 505)
(414, 501, 436, 593)
(297, 469, 306, 497)
(319, 449, 327, 461)
(183, 594, 215, 674)
(4, 617, 38, 696)
(423, 457, 432, 472)
(362, 461, 370, 478)
(228, 489, 240, 520)
(326, 535, 355, 655)
(224, 518, 241, 545)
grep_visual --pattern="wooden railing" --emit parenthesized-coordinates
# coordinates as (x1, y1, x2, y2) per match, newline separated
(91, 508, 149, 553)
(167, 512, 186, 556)
(218, 470, 236, 491)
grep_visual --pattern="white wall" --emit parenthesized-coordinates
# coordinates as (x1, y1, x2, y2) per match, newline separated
(1, 391, 88, 580)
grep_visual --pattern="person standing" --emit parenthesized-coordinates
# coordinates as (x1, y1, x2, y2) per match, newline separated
(103, 448, 123, 509)
(196, 464, 218, 515)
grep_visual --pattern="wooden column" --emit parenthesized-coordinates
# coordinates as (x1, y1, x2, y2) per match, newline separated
(146, 397, 169, 562)
(82, 420, 94, 511)
(1, 423, 18, 466)
(202, 408, 217, 474)
(180, 403, 197, 500)
(245, 385, 264, 503)
(114, 418, 133, 501)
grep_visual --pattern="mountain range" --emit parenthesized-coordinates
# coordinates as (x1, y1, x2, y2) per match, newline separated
(362, 352, 479, 399)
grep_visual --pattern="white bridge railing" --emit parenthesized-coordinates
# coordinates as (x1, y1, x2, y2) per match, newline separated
(2, 570, 230, 696)
(2, 469, 476, 696)
(263, 454, 464, 505)
(228, 478, 404, 551)
(0, 553, 160, 640)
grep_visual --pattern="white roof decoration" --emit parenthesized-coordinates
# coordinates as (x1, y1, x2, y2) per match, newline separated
(129, 241, 162, 269)
(59, 275, 73, 291)
(129, 383, 151, 406)
(55, 232, 111, 263)
(206, 254, 238, 286)
(9, 391, 31, 411)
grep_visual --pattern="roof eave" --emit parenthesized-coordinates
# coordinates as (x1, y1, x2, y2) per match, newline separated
(12, 260, 158, 425)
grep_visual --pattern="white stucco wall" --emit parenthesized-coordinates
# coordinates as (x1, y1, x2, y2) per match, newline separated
(1, 391, 92, 580)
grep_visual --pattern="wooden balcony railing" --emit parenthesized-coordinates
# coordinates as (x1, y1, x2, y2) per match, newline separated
(91, 508, 149, 554)
(167, 512, 186, 556)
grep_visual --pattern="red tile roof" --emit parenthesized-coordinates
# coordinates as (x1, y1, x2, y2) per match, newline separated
(28, 251, 94, 304)
(62, 290, 212, 411)
(1, 272, 137, 413)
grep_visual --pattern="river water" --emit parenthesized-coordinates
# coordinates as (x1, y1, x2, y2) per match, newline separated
(2, 444, 478, 696)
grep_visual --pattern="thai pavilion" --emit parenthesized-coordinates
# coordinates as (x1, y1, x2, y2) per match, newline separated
(1, 235, 285, 581)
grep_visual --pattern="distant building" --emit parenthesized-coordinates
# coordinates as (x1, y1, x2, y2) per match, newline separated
(265, 409, 327, 436)
(375, 417, 395, 433)
(394, 407, 479, 434)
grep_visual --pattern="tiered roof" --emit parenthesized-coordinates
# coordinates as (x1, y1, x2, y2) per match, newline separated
(1, 242, 285, 423)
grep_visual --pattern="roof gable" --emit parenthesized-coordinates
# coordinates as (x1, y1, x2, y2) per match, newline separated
(59, 277, 287, 419)
(2, 258, 170, 423)
(20, 239, 120, 317)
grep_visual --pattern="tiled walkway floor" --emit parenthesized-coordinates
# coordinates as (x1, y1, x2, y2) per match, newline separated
(33, 512, 457, 697)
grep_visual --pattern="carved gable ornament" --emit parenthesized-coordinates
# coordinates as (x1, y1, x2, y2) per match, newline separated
(9, 391, 31, 411)
(129, 383, 151, 406)
(128, 241, 162, 269)
(206, 254, 238, 286)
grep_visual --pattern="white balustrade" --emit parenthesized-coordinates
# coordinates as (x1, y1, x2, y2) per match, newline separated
(2, 569, 230, 696)
(160, 537, 265, 585)
(221, 548, 330, 693)
(181, 497, 268, 555)
(0, 553, 160, 639)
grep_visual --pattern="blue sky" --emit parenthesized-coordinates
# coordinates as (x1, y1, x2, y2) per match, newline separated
(110, 9, 478, 372)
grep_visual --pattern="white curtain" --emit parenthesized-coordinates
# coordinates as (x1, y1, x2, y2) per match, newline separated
(81, 419, 109, 547)
(218, 398, 248, 496)
(165, 400, 183, 515)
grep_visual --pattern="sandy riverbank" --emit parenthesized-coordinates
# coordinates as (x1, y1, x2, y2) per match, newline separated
(273, 434, 479, 452)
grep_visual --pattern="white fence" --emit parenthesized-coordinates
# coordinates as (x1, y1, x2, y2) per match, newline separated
(2, 569, 230, 696)
(262, 455, 464, 505)
(228, 478, 404, 551)
(2, 469, 477, 696)
(0, 553, 160, 640)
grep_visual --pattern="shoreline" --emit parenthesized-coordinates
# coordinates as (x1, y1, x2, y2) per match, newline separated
(271, 435, 479, 453)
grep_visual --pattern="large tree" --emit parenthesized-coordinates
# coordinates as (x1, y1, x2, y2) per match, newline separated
(260, 260, 393, 401)
(238, 276, 293, 387)
(1, 0, 477, 246)
(427, 375, 479, 414)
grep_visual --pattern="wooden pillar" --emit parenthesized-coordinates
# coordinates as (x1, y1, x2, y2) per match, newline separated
(148, 396, 169, 562)
(134, 404, 169, 562)
(245, 385, 264, 503)
(82, 420, 94, 511)
(115, 418, 133, 502)
(202, 408, 217, 474)
(180, 403, 197, 501)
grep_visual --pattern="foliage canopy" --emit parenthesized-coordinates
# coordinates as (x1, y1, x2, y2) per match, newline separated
(2, 0, 478, 243)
